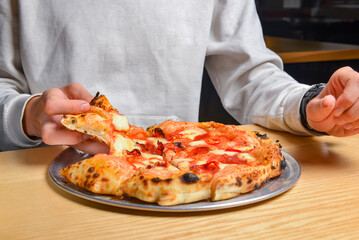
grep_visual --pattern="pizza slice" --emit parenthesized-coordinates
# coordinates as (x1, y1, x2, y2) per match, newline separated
(61, 92, 137, 156)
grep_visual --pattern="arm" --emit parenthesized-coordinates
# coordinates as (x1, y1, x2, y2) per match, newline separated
(205, 1, 311, 135)
(0, 1, 108, 152)
(0, 0, 41, 151)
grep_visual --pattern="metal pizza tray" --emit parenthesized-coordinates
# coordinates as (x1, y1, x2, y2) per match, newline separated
(49, 147, 301, 212)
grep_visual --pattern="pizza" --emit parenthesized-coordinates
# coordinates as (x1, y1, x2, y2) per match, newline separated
(60, 93, 286, 206)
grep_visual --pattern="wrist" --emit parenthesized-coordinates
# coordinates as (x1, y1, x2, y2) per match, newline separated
(23, 95, 42, 138)
(300, 83, 329, 135)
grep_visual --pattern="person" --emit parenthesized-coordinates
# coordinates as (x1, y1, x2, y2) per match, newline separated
(1, 1, 359, 152)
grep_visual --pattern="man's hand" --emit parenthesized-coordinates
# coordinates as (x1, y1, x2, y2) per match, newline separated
(306, 67, 359, 137)
(23, 83, 109, 153)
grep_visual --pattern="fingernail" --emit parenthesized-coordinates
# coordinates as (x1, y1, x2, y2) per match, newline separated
(81, 103, 90, 111)
(333, 107, 344, 117)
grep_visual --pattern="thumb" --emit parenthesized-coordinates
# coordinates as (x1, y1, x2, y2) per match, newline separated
(306, 95, 336, 122)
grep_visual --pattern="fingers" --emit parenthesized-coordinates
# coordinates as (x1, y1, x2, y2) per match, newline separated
(334, 99, 359, 126)
(327, 124, 359, 137)
(331, 67, 359, 116)
(71, 140, 110, 154)
(306, 95, 336, 122)
(44, 97, 90, 115)
(41, 121, 85, 145)
(42, 88, 90, 115)
(61, 82, 94, 102)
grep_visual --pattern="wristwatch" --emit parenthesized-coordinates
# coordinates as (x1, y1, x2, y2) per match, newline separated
(300, 83, 329, 135)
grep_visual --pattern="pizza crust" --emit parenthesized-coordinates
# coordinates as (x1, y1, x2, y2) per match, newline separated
(60, 154, 135, 196)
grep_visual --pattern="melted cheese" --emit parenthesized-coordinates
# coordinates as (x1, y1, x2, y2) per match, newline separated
(111, 113, 130, 132)
(112, 133, 136, 156)
(188, 140, 206, 146)
(236, 153, 256, 162)
(147, 137, 168, 144)
(178, 129, 206, 140)
(141, 153, 163, 160)
(133, 139, 146, 145)
(209, 150, 237, 156)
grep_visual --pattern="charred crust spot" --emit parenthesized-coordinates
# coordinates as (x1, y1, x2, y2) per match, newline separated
(280, 160, 287, 170)
(101, 177, 109, 182)
(71, 118, 76, 124)
(88, 167, 94, 172)
(180, 173, 200, 184)
(254, 183, 260, 189)
(151, 178, 162, 183)
(140, 176, 144, 180)
(153, 128, 165, 138)
(255, 131, 268, 139)
(123, 193, 129, 198)
(63, 115, 67, 119)
(174, 141, 185, 150)
(126, 149, 142, 156)
(93, 173, 99, 178)
(271, 165, 276, 170)
(85, 174, 90, 178)
(143, 179, 148, 186)
(84, 130, 87, 133)
(90, 92, 101, 105)
(165, 178, 173, 183)
(236, 177, 242, 187)
(247, 179, 252, 184)
(87, 184, 91, 188)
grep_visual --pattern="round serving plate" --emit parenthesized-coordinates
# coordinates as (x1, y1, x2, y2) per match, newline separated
(49, 147, 301, 212)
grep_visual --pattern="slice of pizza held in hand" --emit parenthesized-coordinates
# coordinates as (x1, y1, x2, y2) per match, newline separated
(60, 92, 286, 206)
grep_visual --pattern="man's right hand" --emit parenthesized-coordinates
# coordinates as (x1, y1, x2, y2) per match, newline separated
(23, 83, 109, 154)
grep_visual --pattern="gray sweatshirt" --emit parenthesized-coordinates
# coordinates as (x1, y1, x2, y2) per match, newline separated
(0, 0, 311, 151)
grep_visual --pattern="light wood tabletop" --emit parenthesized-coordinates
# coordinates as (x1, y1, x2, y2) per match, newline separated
(264, 36, 359, 63)
(1, 124, 359, 240)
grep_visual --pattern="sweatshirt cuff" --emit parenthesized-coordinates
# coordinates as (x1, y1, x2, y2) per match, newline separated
(282, 84, 315, 135)
(7, 94, 43, 148)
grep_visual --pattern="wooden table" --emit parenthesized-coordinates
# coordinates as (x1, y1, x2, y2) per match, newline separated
(1, 125, 359, 239)
(264, 36, 359, 63)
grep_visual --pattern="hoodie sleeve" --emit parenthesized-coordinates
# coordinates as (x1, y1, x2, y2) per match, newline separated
(206, 0, 312, 135)
(0, 1, 42, 151)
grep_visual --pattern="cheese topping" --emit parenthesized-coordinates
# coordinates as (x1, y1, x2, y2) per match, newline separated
(188, 140, 206, 146)
(178, 128, 206, 140)
(141, 153, 163, 160)
(111, 113, 130, 132)
(147, 137, 169, 145)
(112, 133, 136, 156)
